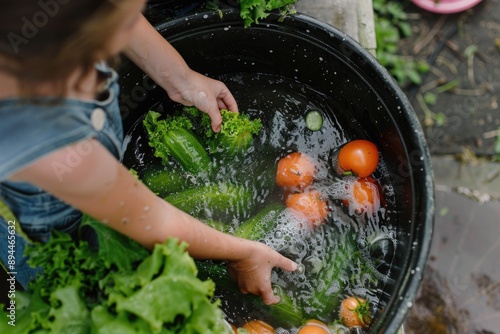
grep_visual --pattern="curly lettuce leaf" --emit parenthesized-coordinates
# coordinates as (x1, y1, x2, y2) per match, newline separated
(240, 0, 269, 27)
(181, 107, 262, 157)
(240, 0, 296, 27)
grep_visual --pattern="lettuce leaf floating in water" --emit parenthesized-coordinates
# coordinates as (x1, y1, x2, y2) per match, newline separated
(0, 216, 231, 334)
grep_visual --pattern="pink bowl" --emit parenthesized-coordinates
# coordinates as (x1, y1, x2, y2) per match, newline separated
(411, 0, 482, 13)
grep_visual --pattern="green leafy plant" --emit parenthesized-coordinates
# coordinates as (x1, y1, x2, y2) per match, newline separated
(0, 216, 232, 334)
(374, 0, 429, 87)
(182, 106, 263, 157)
(206, 0, 297, 27)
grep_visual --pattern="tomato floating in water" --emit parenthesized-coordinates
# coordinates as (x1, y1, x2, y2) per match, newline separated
(276, 152, 317, 191)
(339, 296, 371, 329)
(286, 190, 329, 226)
(343, 177, 381, 215)
(337, 139, 379, 178)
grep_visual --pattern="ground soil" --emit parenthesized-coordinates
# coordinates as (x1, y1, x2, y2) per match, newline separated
(399, 0, 500, 157)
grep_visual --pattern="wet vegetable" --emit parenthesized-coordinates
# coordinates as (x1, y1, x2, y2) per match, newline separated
(235, 204, 286, 241)
(164, 183, 256, 221)
(305, 110, 324, 131)
(276, 152, 317, 191)
(337, 139, 379, 178)
(285, 190, 329, 227)
(183, 106, 263, 158)
(344, 177, 381, 215)
(339, 296, 371, 329)
(141, 165, 194, 197)
(143, 111, 211, 174)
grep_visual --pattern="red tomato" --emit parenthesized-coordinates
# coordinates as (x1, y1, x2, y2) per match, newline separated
(242, 320, 274, 334)
(276, 152, 317, 191)
(339, 296, 371, 328)
(286, 190, 329, 226)
(337, 140, 379, 178)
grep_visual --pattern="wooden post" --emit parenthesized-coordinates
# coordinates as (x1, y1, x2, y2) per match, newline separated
(295, 0, 377, 56)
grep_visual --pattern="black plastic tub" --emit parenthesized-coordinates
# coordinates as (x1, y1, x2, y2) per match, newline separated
(118, 8, 434, 334)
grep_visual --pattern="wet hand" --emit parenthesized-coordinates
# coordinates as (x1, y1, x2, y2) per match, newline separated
(227, 241, 297, 305)
(167, 70, 238, 132)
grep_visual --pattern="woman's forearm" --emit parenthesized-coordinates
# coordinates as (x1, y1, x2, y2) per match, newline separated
(123, 15, 238, 131)
(124, 15, 190, 94)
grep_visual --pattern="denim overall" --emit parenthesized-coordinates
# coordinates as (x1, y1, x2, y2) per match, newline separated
(0, 63, 124, 288)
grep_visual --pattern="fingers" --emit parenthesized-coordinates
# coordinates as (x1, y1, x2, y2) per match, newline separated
(204, 104, 223, 132)
(218, 88, 239, 113)
(209, 83, 238, 131)
(237, 275, 280, 305)
(230, 249, 297, 305)
(190, 84, 237, 133)
(261, 288, 280, 305)
(277, 254, 298, 273)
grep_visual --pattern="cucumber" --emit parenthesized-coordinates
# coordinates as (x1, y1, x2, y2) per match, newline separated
(164, 183, 256, 221)
(304, 232, 355, 320)
(143, 111, 212, 175)
(305, 110, 323, 131)
(235, 204, 286, 241)
(255, 285, 303, 328)
(161, 127, 211, 175)
(141, 165, 194, 197)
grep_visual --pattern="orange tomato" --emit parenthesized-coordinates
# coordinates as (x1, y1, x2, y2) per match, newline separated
(242, 320, 274, 334)
(352, 178, 378, 206)
(337, 140, 379, 178)
(343, 177, 381, 215)
(286, 190, 329, 226)
(276, 152, 317, 191)
(339, 296, 371, 328)
(298, 319, 330, 334)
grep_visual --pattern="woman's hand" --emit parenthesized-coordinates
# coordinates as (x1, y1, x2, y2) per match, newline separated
(165, 69, 238, 132)
(227, 240, 297, 305)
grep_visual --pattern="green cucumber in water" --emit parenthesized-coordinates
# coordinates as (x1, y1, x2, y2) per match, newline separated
(305, 110, 323, 131)
(143, 111, 212, 175)
(304, 231, 358, 320)
(160, 127, 211, 174)
(235, 204, 286, 241)
(141, 165, 194, 197)
(164, 183, 255, 221)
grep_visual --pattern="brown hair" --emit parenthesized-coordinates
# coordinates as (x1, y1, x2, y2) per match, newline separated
(0, 0, 131, 97)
